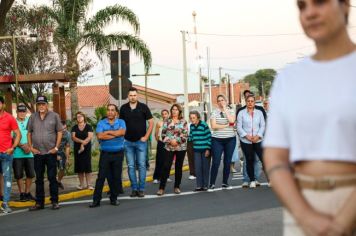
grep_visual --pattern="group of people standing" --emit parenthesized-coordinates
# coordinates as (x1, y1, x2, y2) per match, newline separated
(152, 90, 269, 196)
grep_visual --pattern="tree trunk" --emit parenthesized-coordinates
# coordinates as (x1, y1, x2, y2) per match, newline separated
(69, 80, 79, 120)
(0, 0, 15, 35)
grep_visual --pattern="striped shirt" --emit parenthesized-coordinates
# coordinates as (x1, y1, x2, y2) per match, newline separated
(189, 121, 211, 152)
(210, 108, 236, 138)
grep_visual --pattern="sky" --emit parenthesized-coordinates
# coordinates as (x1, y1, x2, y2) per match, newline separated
(27, 0, 356, 94)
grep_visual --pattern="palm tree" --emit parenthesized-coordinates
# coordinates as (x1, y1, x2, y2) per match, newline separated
(42, 0, 152, 118)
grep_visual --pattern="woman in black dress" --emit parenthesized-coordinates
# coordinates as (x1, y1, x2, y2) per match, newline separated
(71, 111, 94, 190)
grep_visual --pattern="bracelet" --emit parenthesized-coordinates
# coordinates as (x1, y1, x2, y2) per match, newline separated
(266, 164, 292, 177)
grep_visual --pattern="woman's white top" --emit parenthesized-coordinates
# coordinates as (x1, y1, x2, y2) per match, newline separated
(210, 108, 236, 139)
(237, 108, 265, 144)
(264, 51, 356, 164)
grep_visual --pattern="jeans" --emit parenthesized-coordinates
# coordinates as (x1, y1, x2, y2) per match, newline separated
(242, 155, 261, 182)
(153, 141, 165, 180)
(0, 153, 13, 203)
(210, 137, 236, 186)
(240, 142, 264, 182)
(159, 150, 186, 189)
(34, 154, 58, 204)
(93, 151, 123, 202)
(194, 151, 211, 188)
(125, 140, 147, 191)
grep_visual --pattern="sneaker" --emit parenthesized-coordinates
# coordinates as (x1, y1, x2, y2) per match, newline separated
(1, 203, 12, 214)
(167, 178, 172, 183)
(256, 181, 261, 187)
(130, 190, 138, 197)
(250, 181, 256, 188)
(222, 184, 233, 190)
(89, 201, 100, 208)
(51, 202, 60, 210)
(58, 181, 64, 190)
(202, 187, 208, 191)
(153, 179, 159, 184)
(207, 184, 215, 192)
(26, 193, 36, 201)
(241, 182, 249, 188)
(174, 188, 181, 194)
(188, 175, 196, 180)
(194, 187, 203, 192)
(137, 191, 145, 198)
(110, 200, 120, 206)
(20, 193, 26, 202)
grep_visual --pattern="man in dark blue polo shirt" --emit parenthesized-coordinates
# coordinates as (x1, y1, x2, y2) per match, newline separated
(89, 104, 126, 208)
(119, 87, 154, 198)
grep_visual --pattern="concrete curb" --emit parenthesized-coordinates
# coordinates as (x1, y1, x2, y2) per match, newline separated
(7, 165, 190, 208)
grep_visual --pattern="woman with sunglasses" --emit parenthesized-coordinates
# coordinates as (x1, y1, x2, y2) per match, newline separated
(264, 0, 356, 235)
(237, 95, 266, 188)
(209, 94, 236, 190)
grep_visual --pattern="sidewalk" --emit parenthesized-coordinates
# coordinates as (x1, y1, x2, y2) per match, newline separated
(8, 159, 190, 208)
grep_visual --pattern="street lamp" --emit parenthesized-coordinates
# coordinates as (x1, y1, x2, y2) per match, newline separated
(0, 33, 37, 104)
(131, 73, 160, 105)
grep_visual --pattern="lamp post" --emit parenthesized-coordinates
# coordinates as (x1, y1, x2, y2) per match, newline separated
(0, 34, 37, 104)
(131, 73, 160, 105)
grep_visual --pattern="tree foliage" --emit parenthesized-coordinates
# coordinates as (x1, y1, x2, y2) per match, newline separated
(41, 0, 152, 119)
(243, 69, 276, 97)
(0, 4, 61, 112)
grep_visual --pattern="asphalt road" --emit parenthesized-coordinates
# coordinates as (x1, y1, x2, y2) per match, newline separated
(0, 167, 283, 236)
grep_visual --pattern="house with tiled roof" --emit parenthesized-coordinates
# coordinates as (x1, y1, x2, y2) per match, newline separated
(65, 84, 177, 118)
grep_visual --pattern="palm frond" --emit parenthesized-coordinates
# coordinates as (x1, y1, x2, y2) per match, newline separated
(84, 5, 140, 34)
(84, 32, 152, 72)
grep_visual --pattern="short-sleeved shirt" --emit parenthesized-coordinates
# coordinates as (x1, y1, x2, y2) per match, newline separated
(263, 52, 356, 163)
(119, 102, 153, 142)
(0, 112, 18, 152)
(210, 108, 236, 139)
(13, 117, 33, 158)
(27, 111, 63, 154)
(58, 130, 71, 154)
(96, 118, 126, 152)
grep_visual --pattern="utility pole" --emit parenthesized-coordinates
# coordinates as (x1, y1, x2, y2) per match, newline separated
(218, 67, 222, 95)
(207, 47, 212, 113)
(131, 73, 160, 105)
(181, 30, 189, 121)
(117, 48, 122, 107)
(192, 11, 203, 104)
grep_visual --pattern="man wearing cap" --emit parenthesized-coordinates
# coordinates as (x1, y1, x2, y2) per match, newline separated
(27, 95, 63, 210)
(13, 104, 36, 202)
(0, 96, 21, 213)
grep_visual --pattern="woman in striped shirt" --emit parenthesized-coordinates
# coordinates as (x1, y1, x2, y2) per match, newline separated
(209, 95, 236, 190)
(189, 110, 211, 191)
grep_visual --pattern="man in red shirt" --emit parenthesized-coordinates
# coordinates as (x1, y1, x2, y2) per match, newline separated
(0, 96, 21, 213)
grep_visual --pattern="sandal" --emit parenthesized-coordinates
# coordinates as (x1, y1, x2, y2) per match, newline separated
(156, 189, 164, 196)
(76, 185, 83, 190)
(87, 185, 94, 190)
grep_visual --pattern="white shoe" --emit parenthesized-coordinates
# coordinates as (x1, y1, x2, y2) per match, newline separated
(249, 181, 256, 188)
(230, 167, 237, 173)
(153, 179, 159, 184)
(241, 182, 249, 188)
(256, 181, 261, 187)
(188, 175, 196, 180)
(167, 178, 172, 182)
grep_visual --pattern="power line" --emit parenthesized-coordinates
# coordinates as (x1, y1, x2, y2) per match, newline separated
(187, 26, 356, 38)
(211, 45, 313, 60)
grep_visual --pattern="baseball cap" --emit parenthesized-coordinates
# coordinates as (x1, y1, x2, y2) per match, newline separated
(36, 95, 48, 104)
(17, 104, 27, 112)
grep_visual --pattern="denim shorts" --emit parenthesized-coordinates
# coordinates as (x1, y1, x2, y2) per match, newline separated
(57, 152, 67, 170)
